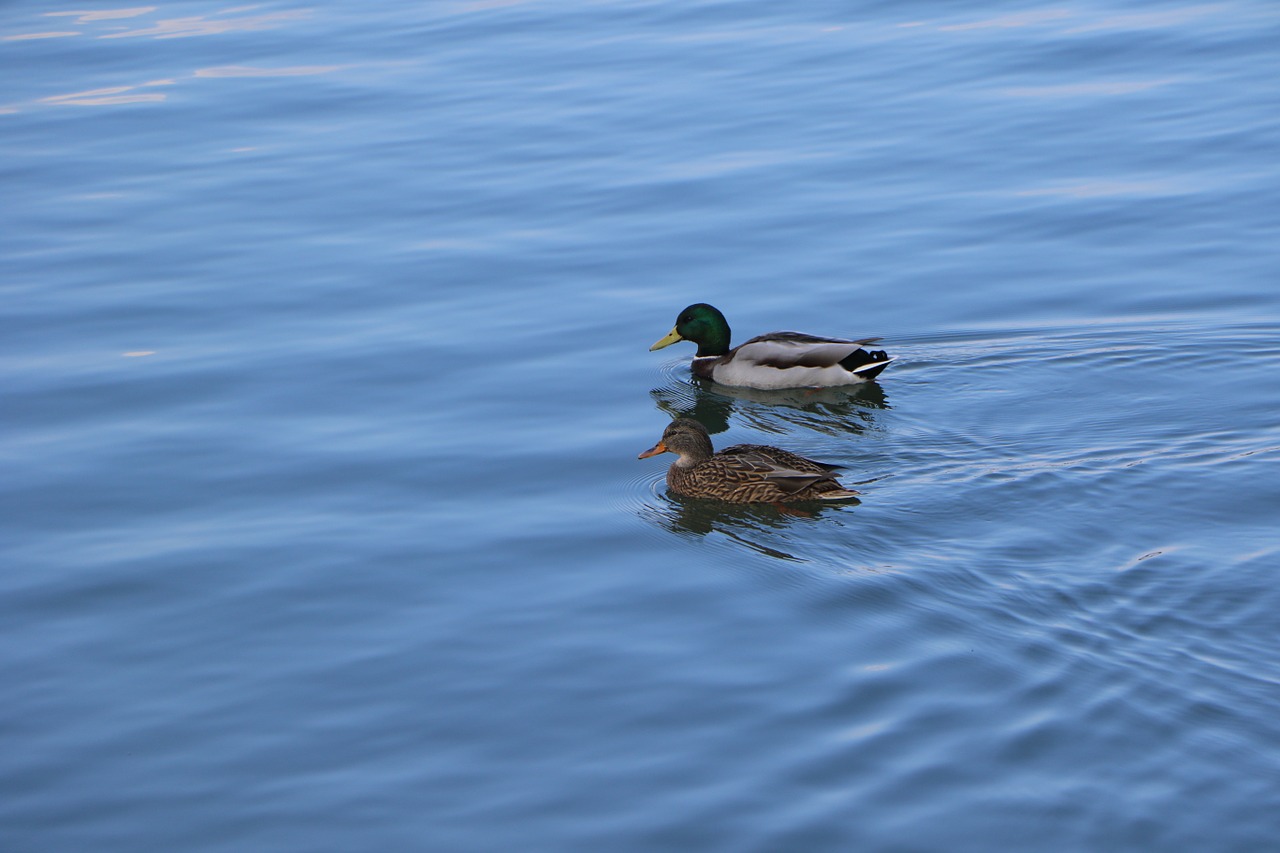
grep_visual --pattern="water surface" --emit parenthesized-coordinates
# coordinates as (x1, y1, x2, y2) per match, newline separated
(3, 1, 1279, 850)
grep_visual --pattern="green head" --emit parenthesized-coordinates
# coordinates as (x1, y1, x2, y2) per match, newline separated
(649, 303, 732, 357)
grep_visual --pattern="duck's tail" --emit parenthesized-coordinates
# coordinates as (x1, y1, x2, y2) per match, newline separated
(818, 487, 861, 501)
(841, 348, 893, 380)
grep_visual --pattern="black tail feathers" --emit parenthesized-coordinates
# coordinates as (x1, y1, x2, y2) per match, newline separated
(839, 347, 892, 379)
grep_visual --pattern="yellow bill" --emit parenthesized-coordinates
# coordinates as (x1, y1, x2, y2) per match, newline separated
(649, 327, 684, 351)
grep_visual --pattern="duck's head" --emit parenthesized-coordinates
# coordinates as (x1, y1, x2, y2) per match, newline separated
(649, 303, 731, 357)
(638, 418, 715, 466)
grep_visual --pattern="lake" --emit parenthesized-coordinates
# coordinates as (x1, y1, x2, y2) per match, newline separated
(3, 1, 1279, 850)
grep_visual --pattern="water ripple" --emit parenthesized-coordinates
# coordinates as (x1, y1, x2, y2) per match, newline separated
(640, 320, 1280, 575)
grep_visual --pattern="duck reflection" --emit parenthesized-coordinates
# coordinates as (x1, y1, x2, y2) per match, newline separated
(650, 376, 888, 438)
(640, 491, 857, 562)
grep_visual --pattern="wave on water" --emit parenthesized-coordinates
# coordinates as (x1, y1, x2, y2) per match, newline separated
(637, 319, 1280, 568)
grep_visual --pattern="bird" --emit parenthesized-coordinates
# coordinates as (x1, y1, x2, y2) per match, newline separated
(649, 303, 892, 389)
(638, 418, 860, 503)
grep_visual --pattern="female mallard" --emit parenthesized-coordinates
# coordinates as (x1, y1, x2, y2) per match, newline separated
(650, 303, 891, 389)
(638, 418, 860, 503)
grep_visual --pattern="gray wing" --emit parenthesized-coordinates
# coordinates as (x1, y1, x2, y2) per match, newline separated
(733, 332, 882, 370)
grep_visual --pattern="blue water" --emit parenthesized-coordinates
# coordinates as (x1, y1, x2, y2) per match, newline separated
(4, 2, 1279, 850)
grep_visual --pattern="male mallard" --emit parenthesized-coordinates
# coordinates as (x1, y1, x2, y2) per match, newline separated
(638, 418, 860, 503)
(650, 303, 891, 389)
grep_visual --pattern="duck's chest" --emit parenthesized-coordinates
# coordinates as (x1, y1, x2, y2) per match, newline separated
(666, 463, 697, 494)
(690, 357, 719, 381)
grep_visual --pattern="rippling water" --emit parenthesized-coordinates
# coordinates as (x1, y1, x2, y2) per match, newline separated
(4, 2, 1279, 851)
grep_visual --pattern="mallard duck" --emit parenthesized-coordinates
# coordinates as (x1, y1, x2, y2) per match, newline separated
(638, 418, 860, 503)
(650, 303, 891, 389)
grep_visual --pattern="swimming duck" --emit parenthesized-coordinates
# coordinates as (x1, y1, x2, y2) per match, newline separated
(638, 418, 860, 503)
(650, 303, 892, 389)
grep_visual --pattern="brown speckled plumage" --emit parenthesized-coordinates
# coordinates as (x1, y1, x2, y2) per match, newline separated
(638, 419, 859, 504)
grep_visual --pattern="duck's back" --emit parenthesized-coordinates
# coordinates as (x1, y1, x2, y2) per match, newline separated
(719, 444, 839, 475)
(667, 444, 850, 503)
